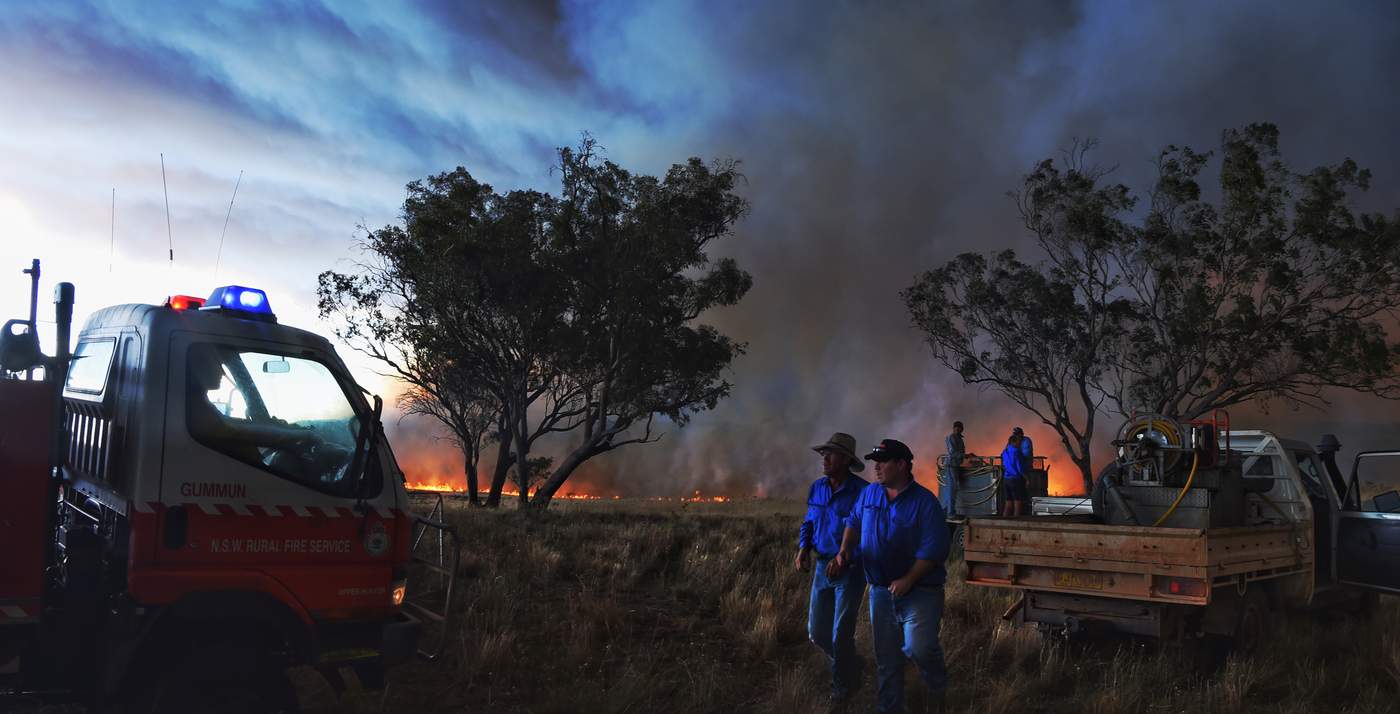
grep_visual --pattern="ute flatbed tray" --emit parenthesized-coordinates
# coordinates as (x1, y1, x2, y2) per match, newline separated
(963, 516, 1309, 605)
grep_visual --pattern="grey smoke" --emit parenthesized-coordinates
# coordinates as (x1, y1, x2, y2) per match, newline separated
(400, 1, 1400, 496)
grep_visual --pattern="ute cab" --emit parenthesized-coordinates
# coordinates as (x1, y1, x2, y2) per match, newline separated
(2, 279, 421, 711)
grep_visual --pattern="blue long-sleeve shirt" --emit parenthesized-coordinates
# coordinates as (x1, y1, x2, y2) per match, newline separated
(799, 473, 869, 557)
(1002, 443, 1025, 479)
(844, 481, 948, 587)
(1021, 436, 1034, 471)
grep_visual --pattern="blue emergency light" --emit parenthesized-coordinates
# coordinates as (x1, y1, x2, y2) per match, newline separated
(201, 285, 277, 322)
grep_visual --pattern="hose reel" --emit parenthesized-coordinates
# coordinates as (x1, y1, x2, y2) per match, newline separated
(1097, 412, 1240, 528)
(1116, 415, 1187, 486)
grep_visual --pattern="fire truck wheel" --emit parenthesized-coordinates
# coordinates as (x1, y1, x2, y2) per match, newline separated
(140, 641, 299, 714)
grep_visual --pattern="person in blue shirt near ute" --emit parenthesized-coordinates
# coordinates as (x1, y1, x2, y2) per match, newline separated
(1000, 427, 1034, 516)
(796, 432, 870, 705)
(943, 421, 966, 521)
(832, 438, 949, 713)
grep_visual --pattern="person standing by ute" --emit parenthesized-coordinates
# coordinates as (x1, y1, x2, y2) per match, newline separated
(832, 439, 949, 713)
(1015, 426, 1034, 475)
(1001, 428, 1031, 517)
(943, 421, 966, 522)
(796, 432, 870, 706)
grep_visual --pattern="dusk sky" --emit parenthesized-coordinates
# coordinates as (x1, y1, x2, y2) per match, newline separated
(5, 1, 1400, 496)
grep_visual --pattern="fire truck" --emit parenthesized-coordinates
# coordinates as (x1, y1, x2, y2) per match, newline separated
(0, 266, 434, 712)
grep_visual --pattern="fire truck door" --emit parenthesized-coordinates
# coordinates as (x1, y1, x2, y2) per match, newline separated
(158, 332, 383, 572)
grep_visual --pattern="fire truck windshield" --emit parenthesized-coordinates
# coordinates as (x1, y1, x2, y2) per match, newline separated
(186, 343, 377, 497)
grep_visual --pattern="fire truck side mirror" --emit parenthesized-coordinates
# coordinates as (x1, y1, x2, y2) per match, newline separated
(0, 319, 42, 373)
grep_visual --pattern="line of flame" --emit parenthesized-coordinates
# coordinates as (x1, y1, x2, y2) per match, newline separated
(402, 481, 732, 502)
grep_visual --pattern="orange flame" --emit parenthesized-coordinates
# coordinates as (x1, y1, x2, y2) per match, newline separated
(403, 480, 626, 501)
(402, 481, 735, 502)
(404, 481, 467, 493)
(681, 490, 730, 503)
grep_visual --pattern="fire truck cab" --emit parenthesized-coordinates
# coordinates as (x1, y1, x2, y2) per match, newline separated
(1, 279, 418, 712)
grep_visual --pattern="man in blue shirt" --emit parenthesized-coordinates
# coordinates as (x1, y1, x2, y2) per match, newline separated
(1014, 426, 1034, 471)
(833, 438, 949, 713)
(797, 432, 870, 704)
(943, 421, 966, 519)
(1001, 427, 1033, 516)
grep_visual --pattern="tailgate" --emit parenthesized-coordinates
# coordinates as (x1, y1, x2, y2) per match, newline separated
(963, 517, 1303, 605)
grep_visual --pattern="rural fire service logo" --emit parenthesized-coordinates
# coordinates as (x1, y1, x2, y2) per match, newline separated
(364, 521, 390, 557)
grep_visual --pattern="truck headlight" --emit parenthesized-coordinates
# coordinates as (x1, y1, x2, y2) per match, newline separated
(391, 579, 407, 607)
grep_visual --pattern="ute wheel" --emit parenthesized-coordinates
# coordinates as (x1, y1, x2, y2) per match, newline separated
(1184, 634, 1231, 674)
(1354, 591, 1381, 620)
(1232, 588, 1270, 655)
(138, 640, 299, 714)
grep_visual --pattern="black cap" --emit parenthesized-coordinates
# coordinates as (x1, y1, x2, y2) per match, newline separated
(864, 438, 914, 462)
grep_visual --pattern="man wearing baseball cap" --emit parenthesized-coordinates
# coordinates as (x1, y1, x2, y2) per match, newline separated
(833, 438, 949, 713)
(798, 432, 870, 705)
(1001, 427, 1034, 517)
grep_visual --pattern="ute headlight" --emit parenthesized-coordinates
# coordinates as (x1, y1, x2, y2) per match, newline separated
(391, 579, 407, 607)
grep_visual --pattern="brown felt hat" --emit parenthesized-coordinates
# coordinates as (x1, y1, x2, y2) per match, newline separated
(812, 432, 865, 472)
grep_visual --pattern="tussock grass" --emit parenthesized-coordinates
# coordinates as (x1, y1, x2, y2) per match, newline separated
(310, 499, 1400, 713)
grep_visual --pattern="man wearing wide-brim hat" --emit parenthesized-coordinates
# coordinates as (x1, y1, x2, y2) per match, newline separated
(797, 432, 870, 705)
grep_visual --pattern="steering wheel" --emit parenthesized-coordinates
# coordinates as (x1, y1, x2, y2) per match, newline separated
(257, 421, 357, 485)
(302, 437, 356, 482)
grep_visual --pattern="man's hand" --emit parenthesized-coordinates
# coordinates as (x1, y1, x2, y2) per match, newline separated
(888, 575, 916, 597)
(794, 548, 811, 572)
(826, 551, 848, 579)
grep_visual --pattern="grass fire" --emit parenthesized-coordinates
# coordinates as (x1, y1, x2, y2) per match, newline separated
(403, 479, 733, 503)
(299, 498, 1400, 714)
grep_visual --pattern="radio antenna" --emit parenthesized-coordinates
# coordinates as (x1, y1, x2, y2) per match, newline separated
(160, 153, 173, 263)
(214, 170, 243, 281)
(109, 188, 115, 272)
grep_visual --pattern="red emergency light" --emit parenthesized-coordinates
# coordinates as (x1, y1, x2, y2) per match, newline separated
(166, 295, 206, 311)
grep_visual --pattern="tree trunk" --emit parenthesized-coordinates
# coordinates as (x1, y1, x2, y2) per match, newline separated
(514, 410, 532, 510)
(1076, 437, 1095, 495)
(462, 458, 481, 506)
(1076, 458, 1094, 495)
(530, 444, 593, 509)
(484, 428, 513, 508)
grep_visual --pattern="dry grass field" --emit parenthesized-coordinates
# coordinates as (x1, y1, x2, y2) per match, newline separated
(304, 497, 1400, 713)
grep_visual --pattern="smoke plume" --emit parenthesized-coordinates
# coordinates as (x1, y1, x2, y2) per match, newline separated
(3, 2, 1399, 498)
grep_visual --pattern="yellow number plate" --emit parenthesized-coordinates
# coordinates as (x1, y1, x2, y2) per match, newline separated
(1054, 571, 1104, 590)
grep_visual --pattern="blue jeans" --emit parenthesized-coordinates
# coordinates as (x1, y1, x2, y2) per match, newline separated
(869, 584, 946, 714)
(809, 558, 867, 697)
(1003, 476, 1029, 503)
(942, 465, 961, 517)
